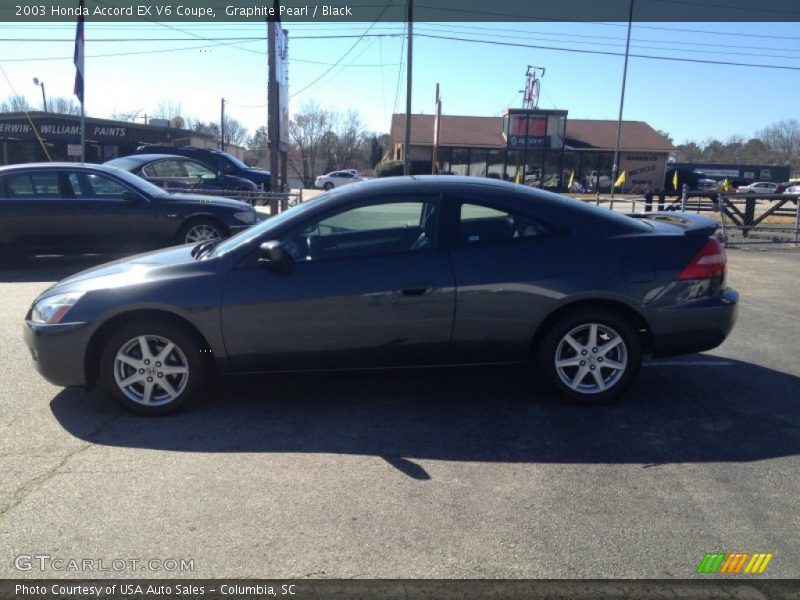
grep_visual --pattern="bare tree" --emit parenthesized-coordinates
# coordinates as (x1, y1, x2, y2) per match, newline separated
(222, 116, 249, 148)
(288, 102, 333, 187)
(110, 106, 145, 122)
(757, 119, 800, 167)
(0, 94, 32, 112)
(49, 96, 81, 115)
(334, 109, 366, 169)
(154, 100, 184, 120)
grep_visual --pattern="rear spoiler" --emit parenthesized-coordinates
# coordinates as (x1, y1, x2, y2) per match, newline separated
(627, 212, 719, 236)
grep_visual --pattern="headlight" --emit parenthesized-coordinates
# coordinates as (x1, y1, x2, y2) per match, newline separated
(234, 211, 256, 224)
(31, 292, 85, 324)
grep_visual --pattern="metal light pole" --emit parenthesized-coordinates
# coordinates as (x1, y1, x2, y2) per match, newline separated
(403, 0, 413, 176)
(33, 77, 48, 112)
(610, 0, 634, 209)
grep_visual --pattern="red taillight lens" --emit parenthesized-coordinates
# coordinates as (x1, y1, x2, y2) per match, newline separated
(676, 238, 726, 281)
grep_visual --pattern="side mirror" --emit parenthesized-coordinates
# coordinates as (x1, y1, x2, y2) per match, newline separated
(258, 240, 286, 265)
(122, 191, 142, 204)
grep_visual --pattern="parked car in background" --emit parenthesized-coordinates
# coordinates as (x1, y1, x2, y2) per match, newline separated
(783, 183, 800, 194)
(774, 181, 793, 194)
(314, 170, 367, 190)
(105, 155, 258, 195)
(697, 178, 718, 191)
(132, 145, 271, 189)
(0, 163, 256, 258)
(23, 176, 737, 414)
(736, 181, 779, 194)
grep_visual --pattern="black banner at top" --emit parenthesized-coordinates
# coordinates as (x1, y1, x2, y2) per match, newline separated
(1, 0, 800, 22)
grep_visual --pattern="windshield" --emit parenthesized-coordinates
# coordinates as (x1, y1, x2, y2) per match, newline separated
(221, 152, 249, 170)
(208, 193, 330, 257)
(105, 157, 143, 171)
(102, 165, 167, 196)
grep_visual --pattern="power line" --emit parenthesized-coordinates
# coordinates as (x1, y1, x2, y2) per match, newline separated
(290, 1, 394, 98)
(413, 32, 800, 72)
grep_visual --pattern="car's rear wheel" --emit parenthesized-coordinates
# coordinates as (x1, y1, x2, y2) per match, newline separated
(99, 320, 208, 415)
(178, 219, 225, 245)
(539, 309, 642, 404)
(323, 182, 334, 190)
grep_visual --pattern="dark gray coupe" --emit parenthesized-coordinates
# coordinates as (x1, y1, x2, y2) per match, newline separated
(24, 176, 738, 414)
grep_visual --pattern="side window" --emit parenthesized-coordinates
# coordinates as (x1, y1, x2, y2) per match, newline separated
(220, 159, 235, 174)
(183, 161, 216, 179)
(67, 173, 87, 197)
(150, 160, 186, 178)
(6, 172, 61, 198)
(83, 173, 129, 199)
(280, 199, 438, 262)
(459, 202, 554, 246)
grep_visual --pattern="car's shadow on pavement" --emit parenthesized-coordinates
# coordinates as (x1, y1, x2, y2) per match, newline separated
(0, 254, 128, 283)
(49, 357, 800, 478)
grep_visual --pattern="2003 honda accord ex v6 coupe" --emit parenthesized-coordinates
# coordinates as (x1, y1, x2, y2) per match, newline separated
(24, 176, 738, 414)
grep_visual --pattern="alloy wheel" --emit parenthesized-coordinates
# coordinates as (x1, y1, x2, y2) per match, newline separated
(554, 323, 628, 395)
(113, 335, 190, 406)
(184, 223, 221, 244)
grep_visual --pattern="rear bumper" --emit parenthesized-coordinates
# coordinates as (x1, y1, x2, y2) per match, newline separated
(23, 320, 91, 387)
(646, 288, 739, 357)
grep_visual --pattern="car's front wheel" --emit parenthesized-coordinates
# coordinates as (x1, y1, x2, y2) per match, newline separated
(99, 320, 208, 415)
(178, 218, 225, 245)
(539, 309, 642, 404)
(323, 182, 334, 190)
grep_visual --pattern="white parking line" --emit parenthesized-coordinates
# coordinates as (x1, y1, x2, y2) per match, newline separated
(643, 360, 734, 367)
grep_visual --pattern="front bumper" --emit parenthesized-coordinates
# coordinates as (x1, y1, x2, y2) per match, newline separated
(647, 288, 739, 357)
(23, 320, 92, 387)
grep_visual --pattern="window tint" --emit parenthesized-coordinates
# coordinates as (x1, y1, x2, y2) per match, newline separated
(182, 161, 216, 179)
(6, 172, 61, 198)
(459, 202, 554, 245)
(149, 160, 186, 178)
(84, 173, 128, 198)
(281, 199, 438, 262)
(67, 173, 87, 196)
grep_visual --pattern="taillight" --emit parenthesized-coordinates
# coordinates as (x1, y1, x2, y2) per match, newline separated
(676, 238, 726, 281)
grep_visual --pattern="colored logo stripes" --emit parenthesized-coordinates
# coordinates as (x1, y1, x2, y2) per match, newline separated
(696, 552, 773, 574)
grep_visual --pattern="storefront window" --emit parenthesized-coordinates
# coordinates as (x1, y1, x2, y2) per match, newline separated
(451, 148, 469, 176)
(487, 149, 505, 179)
(505, 149, 524, 182)
(543, 150, 564, 189)
(436, 147, 452, 174)
(470, 149, 488, 177)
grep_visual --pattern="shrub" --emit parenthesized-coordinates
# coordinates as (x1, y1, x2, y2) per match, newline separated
(374, 159, 433, 177)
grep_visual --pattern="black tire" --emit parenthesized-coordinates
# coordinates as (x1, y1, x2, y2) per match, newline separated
(99, 319, 209, 415)
(177, 218, 226, 245)
(323, 182, 334, 191)
(538, 308, 642, 405)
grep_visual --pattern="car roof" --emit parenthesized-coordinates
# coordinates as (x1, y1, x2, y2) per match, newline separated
(0, 162, 114, 173)
(117, 154, 205, 162)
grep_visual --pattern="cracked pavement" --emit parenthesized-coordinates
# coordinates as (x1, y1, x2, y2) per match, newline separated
(1, 250, 799, 579)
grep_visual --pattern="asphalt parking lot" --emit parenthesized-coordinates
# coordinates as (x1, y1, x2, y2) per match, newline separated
(0, 249, 798, 579)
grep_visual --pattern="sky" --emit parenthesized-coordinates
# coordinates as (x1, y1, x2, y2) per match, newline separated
(0, 19, 799, 145)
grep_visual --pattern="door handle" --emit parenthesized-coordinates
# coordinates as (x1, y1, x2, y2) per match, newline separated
(399, 286, 433, 296)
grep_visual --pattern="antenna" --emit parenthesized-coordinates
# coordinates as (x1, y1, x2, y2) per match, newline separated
(521, 65, 546, 109)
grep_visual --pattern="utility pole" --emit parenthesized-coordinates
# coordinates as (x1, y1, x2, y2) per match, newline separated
(432, 82, 441, 174)
(403, 0, 413, 176)
(610, 0, 634, 207)
(268, 7, 281, 207)
(220, 97, 225, 151)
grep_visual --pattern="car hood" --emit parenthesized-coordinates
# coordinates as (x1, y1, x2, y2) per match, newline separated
(158, 192, 252, 210)
(39, 244, 207, 297)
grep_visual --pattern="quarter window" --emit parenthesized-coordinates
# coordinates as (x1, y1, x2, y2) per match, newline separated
(458, 202, 555, 246)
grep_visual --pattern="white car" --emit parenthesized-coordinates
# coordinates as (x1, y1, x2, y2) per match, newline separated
(315, 170, 367, 190)
(737, 181, 779, 194)
(783, 184, 800, 194)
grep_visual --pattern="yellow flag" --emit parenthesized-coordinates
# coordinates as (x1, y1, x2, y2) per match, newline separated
(567, 170, 575, 190)
(672, 170, 679, 191)
(614, 171, 626, 188)
(721, 178, 731, 192)
(515, 171, 522, 185)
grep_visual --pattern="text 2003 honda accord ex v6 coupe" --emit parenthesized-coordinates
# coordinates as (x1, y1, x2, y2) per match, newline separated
(24, 177, 738, 415)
